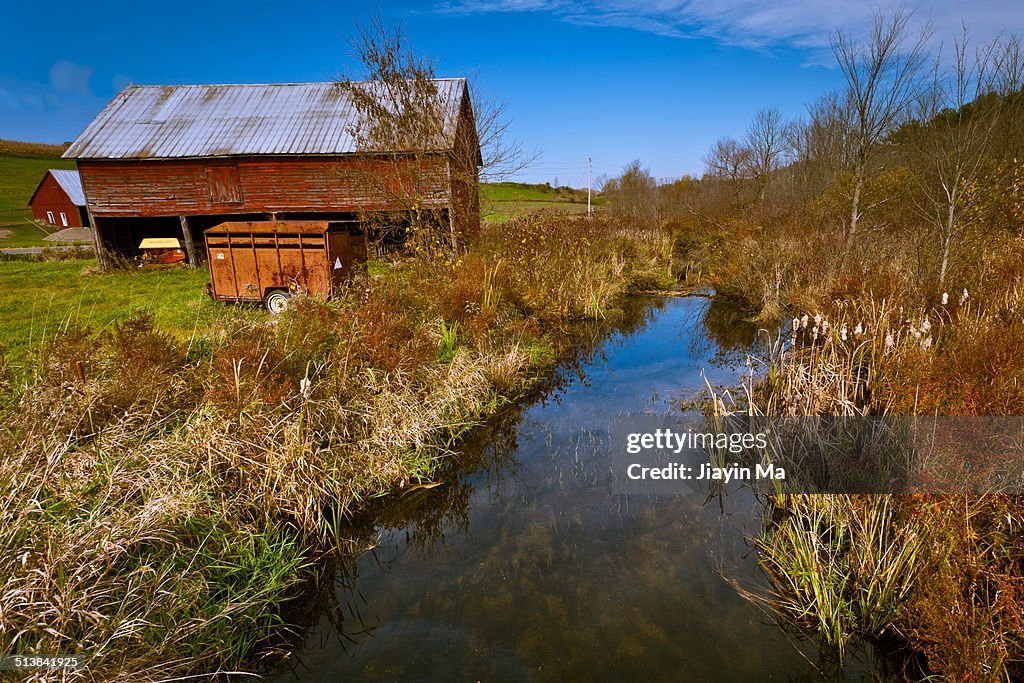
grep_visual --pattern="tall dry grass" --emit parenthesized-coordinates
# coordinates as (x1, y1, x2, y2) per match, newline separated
(0, 213, 671, 681)
(706, 225, 1024, 676)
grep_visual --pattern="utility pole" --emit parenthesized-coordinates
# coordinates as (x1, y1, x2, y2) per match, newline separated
(587, 156, 592, 217)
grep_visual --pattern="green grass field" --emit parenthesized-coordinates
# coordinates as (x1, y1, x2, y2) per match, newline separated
(0, 149, 77, 247)
(0, 259, 224, 364)
(480, 181, 602, 222)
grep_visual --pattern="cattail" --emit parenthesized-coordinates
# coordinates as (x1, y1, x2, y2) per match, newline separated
(792, 317, 800, 331)
(885, 333, 895, 349)
(920, 316, 931, 334)
(840, 324, 848, 341)
(801, 314, 809, 329)
(960, 288, 969, 304)
(921, 337, 932, 350)
(941, 292, 949, 305)
(854, 322, 863, 336)
(814, 313, 822, 326)
(300, 378, 312, 399)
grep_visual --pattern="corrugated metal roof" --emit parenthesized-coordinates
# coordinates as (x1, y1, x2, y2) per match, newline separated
(64, 79, 467, 160)
(49, 169, 86, 205)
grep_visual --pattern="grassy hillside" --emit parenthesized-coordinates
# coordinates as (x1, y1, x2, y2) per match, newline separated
(481, 181, 603, 222)
(0, 140, 77, 248)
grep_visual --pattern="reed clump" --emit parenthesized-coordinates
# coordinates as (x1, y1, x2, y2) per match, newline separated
(0, 213, 670, 681)
(711, 234, 1024, 677)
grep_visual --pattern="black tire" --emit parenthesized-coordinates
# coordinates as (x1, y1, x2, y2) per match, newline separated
(264, 289, 291, 314)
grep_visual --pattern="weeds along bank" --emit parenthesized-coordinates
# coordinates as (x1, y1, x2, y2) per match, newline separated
(0, 214, 672, 681)
(683, 205, 1024, 677)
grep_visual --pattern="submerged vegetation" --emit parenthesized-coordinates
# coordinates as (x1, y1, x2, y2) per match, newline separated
(0, 214, 671, 681)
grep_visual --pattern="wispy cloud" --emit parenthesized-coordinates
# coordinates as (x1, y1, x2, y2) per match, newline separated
(49, 61, 94, 97)
(436, 0, 1022, 52)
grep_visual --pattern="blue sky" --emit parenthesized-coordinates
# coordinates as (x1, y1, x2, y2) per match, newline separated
(1, 1, 1018, 185)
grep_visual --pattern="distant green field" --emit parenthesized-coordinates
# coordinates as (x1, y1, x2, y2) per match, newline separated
(0, 152, 77, 247)
(0, 259, 224, 364)
(480, 181, 603, 222)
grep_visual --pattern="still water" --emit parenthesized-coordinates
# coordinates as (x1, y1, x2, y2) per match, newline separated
(271, 296, 892, 682)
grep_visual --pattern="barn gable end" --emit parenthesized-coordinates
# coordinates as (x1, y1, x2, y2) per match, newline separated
(28, 169, 88, 229)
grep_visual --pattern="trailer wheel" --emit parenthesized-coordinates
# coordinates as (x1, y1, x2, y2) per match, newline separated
(264, 290, 291, 314)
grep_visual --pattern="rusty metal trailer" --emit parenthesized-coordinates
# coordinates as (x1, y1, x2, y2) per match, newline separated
(204, 220, 366, 312)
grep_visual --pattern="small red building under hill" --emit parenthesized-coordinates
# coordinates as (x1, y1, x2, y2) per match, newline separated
(28, 169, 88, 228)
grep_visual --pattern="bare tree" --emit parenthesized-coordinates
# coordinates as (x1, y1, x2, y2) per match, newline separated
(743, 107, 788, 199)
(702, 137, 753, 182)
(908, 29, 1004, 286)
(604, 160, 659, 223)
(831, 7, 931, 254)
(988, 35, 1024, 161)
(466, 71, 538, 182)
(338, 17, 452, 253)
(338, 14, 531, 254)
(786, 92, 855, 200)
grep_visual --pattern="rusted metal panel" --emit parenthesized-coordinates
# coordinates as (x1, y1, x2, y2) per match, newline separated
(79, 156, 451, 217)
(63, 80, 467, 160)
(28, 171, 86, 227)
(204, 220, 366, 304)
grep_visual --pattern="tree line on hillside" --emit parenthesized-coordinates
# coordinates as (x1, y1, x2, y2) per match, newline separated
(603, 8, 1024, 296)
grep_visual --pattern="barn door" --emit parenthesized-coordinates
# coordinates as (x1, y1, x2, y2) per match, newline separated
(207, 165, 242, 204)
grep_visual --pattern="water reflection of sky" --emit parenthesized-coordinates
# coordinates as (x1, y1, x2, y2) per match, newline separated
(270, 297, 891, 683)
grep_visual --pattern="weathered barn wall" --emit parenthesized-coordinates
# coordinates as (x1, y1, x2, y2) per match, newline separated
(79, 156, 452, 218)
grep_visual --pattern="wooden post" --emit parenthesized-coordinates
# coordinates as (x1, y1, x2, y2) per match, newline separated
(86, 208, 108, 270)
(179, 215, 197, 268)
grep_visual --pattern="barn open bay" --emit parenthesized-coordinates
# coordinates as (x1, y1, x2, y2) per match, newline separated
(269, 296, 889, 681)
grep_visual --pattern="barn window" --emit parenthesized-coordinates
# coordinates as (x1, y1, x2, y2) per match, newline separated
(207, 165, 242, 204)
(60, 212, 68, 227)
(46, 211, 54, 224)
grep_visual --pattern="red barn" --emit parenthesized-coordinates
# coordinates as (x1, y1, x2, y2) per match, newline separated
(28, 169, 88, 228)
(63, 80, 481, 267)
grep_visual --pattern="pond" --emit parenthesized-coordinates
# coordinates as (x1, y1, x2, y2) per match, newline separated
(270, 296, 896, 682)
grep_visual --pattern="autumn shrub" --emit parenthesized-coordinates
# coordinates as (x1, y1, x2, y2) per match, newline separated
(205, 322, 299, 413)
(275, 295, 345, 363)
(351, 282, 433, 373)
(902, 495, 1024, 680)
(96, 314, 190, 415)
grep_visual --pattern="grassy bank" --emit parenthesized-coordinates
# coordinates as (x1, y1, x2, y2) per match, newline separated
(0, 214, 672, 681)
(677, 162, 1024, 679)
